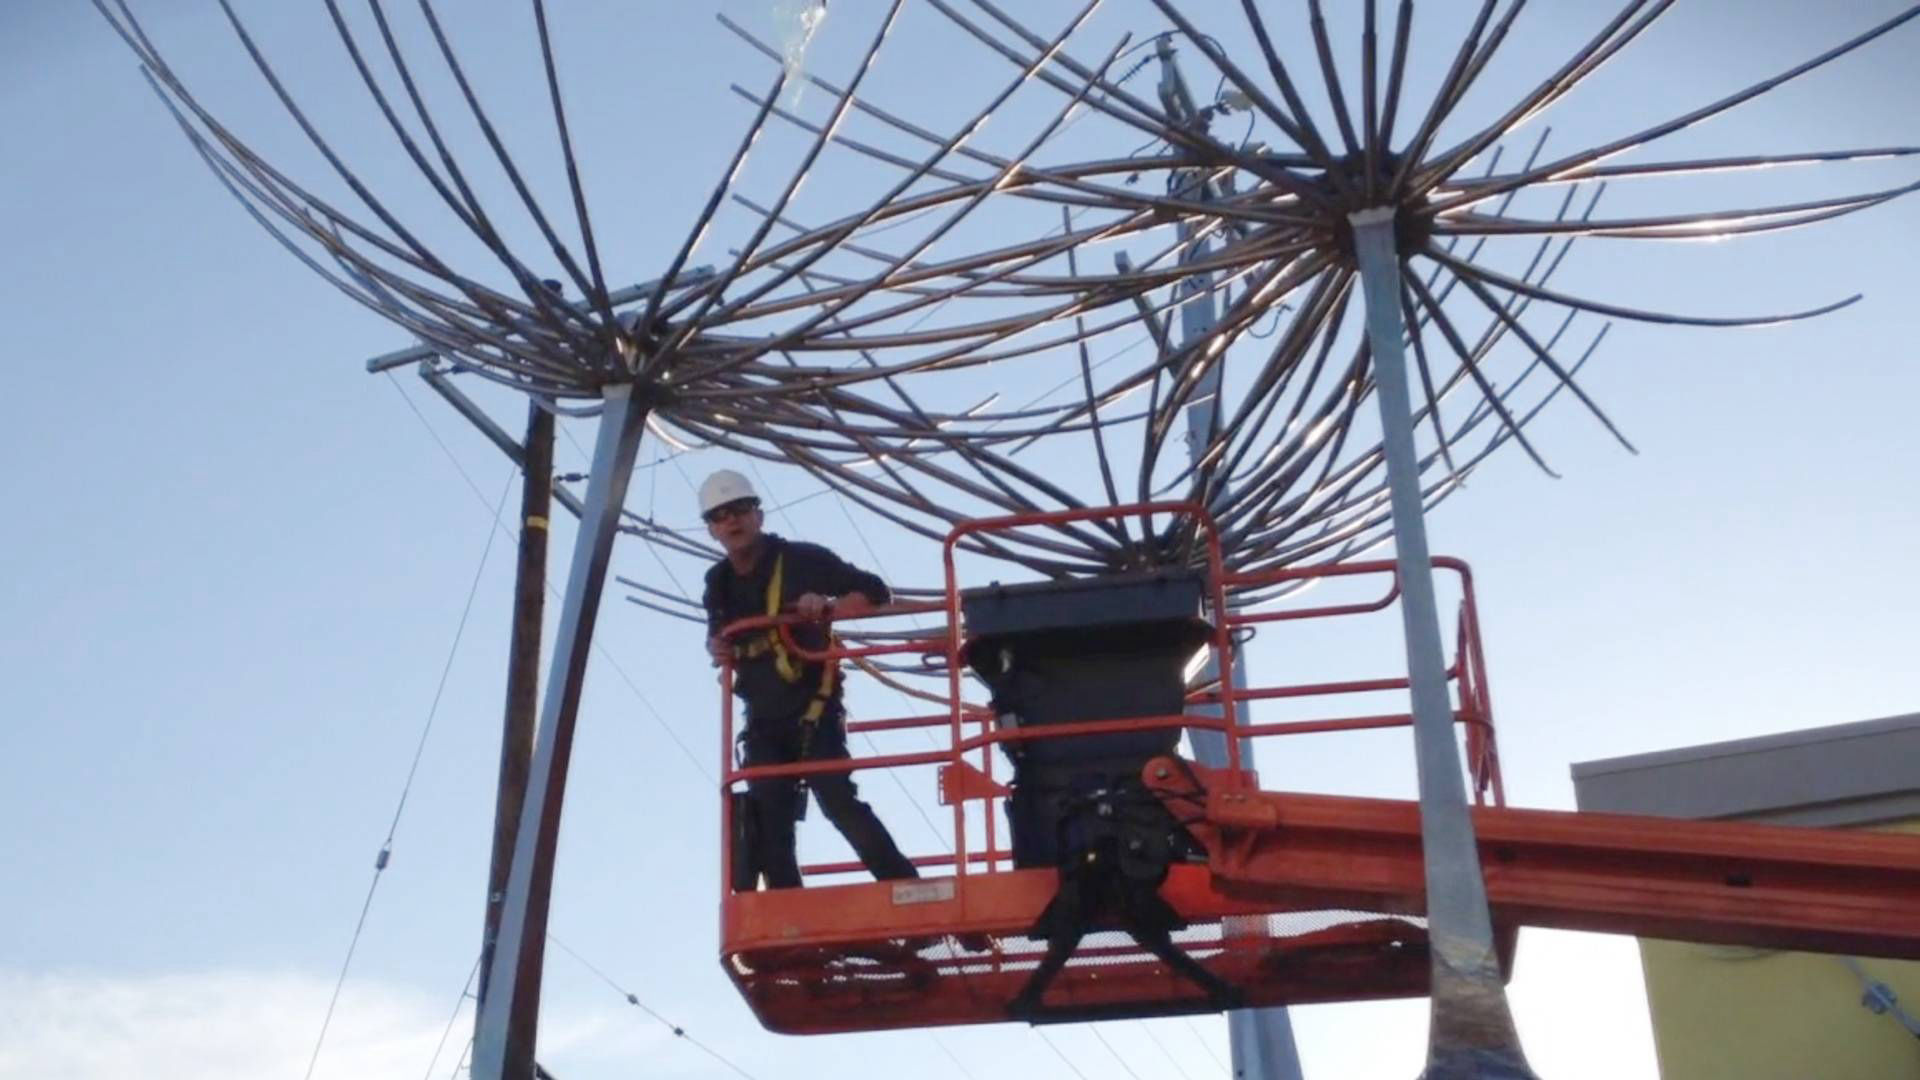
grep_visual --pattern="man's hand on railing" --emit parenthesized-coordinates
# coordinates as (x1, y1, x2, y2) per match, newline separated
(793, 592, 835, 621)
(707, 634, 729, 668)
(793, 591, 876, 622)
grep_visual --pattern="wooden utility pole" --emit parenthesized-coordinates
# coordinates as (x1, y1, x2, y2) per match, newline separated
(478, 401, 555, 1078)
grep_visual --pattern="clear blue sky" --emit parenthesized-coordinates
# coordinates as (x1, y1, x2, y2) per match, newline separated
(3, 2, 1916, 1078)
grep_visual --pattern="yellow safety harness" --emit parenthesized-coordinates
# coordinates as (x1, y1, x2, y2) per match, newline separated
(734, 551, 838, 726)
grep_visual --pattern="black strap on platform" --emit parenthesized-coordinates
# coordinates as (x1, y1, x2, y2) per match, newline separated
(1008, 774, 1243, 1021)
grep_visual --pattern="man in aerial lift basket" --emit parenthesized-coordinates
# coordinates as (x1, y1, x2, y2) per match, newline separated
(700, 468, 919, 891)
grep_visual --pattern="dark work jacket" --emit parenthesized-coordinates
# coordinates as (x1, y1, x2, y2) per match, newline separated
(703, 534, 890, 723)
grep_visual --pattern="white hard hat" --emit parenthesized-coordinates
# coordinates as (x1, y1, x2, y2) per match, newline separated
(699, 469, 759, 515)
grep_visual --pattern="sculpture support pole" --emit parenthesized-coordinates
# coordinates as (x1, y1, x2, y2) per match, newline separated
(473, 383, 649, 1080)
(1155, 36, 1305, 1080)
(1178, 207, 1305, 1080)
(1349, 208, 1533, 1080)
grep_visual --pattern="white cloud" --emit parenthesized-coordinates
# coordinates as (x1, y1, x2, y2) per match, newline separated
(0, 968, 465, 1080)
(0, 948, 1652, 1079)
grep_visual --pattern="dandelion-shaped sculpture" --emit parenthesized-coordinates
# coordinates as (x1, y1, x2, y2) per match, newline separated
(97, 1, 1918, 1077)
(640, 2, 1920, 589)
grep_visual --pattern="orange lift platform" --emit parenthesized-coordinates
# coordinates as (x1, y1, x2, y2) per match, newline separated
(715, 504, 1920, 1034)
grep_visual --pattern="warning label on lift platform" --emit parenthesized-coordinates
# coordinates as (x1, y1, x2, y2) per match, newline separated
(892, 879, 957, 905)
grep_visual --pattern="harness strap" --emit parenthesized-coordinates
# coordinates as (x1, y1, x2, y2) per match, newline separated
(765, 553, 801, 683)
(743, 550, 839, 727)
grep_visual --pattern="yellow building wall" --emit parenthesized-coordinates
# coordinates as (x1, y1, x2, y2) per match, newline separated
(1639, 819, 1920, 1080)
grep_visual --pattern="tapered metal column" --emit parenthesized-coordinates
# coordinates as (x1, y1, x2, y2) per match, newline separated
(1349, 208, 1532, 1080)
(1155, 36, 1306, 1080)
(1177, 204, 1305, 1080)
(1178, 244, 1261, 774)
(473, 383, 649, 1080)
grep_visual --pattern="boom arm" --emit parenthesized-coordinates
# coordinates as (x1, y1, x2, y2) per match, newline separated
(1143, 758, 1920, 961)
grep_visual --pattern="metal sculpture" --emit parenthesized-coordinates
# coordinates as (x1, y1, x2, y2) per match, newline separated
(96, 1, 1919, 1077)
(92, 1, 1920, 580)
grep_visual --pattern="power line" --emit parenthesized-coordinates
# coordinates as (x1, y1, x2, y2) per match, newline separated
(637, 442, 698, 598)
(548, 933, 761, 1080)
(387, 372, 500, 515)
(401, 391, 715, 781)
(1128, 1014, 1190, 1076)
(1183, 1017, 1229, 1074)
(1089, 1026, 1149, 1080)
(1037, 1031, 1096, 1080)
(590, 638, 716, 783)
(422, 956, 482, 1080)
(302, 862, 383, 1080)
(1137, 1022, 1204, 1080)
(930, 1033, 983, 1080)
(303, 464, 514, 1080)
(381, 477, 514, 845)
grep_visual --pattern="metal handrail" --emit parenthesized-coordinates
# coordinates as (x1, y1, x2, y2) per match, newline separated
(714, 504, 1505, 896)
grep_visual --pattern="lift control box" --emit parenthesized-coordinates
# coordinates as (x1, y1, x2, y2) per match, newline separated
(960, 571, 1213, 770)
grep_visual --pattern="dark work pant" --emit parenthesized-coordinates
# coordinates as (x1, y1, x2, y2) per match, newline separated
(740, 713, 919, 889)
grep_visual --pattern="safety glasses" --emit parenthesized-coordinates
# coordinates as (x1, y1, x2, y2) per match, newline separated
(704, 499, 759, 525)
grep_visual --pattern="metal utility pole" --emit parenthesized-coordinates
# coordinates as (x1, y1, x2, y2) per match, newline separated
(477, 401, 556, 1074)
(1155, 37, 1306, 1080)
(473, 383, 650, 1080)
(1350, 212, 1532, 1079)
